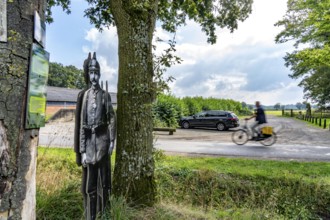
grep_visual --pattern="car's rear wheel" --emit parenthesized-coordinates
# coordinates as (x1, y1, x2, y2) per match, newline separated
(182, 121, 190, 129)
(216, 123, 226, 131)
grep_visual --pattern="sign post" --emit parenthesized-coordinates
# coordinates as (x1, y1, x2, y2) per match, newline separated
(25, 43, 50, 129)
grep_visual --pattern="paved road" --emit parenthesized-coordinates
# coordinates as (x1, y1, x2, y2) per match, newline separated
(39, 116, 330, 161)
(154, 140, 330, 161)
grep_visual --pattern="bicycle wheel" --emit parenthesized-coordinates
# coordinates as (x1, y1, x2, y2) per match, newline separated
(260, 131, 277, 146)
(232, 129, 249, 145)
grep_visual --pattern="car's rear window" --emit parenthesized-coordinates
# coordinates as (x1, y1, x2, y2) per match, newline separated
(230, 113, 238, 118)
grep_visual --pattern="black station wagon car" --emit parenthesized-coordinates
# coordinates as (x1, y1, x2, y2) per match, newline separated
(179, 110, 239, 131)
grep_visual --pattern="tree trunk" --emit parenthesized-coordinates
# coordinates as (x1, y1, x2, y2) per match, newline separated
(0, 0, 46, 219)
(111, 0, 158, 206)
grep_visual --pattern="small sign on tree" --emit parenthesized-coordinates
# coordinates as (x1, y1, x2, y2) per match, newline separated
(34, 11, 46, 47)
(0, 0, 6, 42)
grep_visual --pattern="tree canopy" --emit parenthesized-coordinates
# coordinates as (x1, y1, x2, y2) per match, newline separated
(275, 0, 330, 106)
(48, 62, 85, 89)
(83, 0, 253, 44)
(274, 103, 281, 110)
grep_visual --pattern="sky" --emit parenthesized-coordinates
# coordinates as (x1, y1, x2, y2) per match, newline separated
(46, 0, 305, 106)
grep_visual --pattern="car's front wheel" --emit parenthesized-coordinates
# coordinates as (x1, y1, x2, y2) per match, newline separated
(216, 122, 226, 131)
(181, 121, 190, 129)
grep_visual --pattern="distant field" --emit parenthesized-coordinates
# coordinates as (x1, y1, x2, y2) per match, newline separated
(238, 110, 283, 119)
(265, 110, 283, 116)
(264, 109, 330, 129)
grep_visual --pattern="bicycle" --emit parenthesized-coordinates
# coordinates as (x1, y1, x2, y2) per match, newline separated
(231, 120, 277, 146)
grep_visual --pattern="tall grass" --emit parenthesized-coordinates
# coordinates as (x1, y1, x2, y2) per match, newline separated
(156, 153, 330, 219)
(37, 147, 330, 219)
(37, 148, 83, 219)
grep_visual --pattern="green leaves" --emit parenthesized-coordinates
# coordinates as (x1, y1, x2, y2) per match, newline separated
(61, 0, 254, 44)
(48, 62, 85, 89)
(152, 94, 244, 128)
(84, 0, 115, 30)
(275, 0, 330, 47)
(46, 0, 71, 23)
(275, 0, 330, 106)
(158, 0, 253, 44)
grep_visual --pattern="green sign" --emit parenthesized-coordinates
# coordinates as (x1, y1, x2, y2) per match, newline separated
(25, 43, 49, 129)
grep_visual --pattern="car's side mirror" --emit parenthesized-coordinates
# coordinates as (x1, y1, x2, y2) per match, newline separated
(193, 115, 196, 119)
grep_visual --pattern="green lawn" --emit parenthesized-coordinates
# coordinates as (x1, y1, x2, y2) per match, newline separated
(37, 147, 330, 220)
(265, 110, 284, 116)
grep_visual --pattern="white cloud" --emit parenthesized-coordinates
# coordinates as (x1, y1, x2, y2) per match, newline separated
(157, 0, 303, 105)
(83, 27, 119, 92)
(84, 28, 118, 50)
(77, 0, 303, 105)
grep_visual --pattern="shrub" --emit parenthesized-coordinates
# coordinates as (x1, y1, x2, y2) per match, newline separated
(152, 94, 250, 127)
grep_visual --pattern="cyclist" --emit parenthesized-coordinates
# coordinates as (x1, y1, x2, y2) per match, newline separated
(245, 101, 267, 140)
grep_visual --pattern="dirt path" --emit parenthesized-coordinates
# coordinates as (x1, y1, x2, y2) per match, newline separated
(40, 115, 329, 147)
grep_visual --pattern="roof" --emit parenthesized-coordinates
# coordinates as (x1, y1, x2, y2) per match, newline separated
(46, 86, 117, 104)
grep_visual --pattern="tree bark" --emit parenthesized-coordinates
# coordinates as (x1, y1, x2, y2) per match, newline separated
(111, 0, 158, 206)
(0, 0, 46, 219)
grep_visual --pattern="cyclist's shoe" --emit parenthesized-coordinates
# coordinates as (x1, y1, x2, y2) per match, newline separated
(250, 135, 261, 141)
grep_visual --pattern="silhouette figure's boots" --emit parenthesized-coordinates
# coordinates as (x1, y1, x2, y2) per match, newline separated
(87, 193, 97, 220)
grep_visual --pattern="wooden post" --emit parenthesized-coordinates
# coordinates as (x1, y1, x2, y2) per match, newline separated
(324, 119, 326, 129)
(319, 118, 322, 127)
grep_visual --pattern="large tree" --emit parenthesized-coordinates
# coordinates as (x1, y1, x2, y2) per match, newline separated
(49, 0, 253, 206)
(275, 0, 330, 106)
(0, 0, 46, 219)
(90, 0, 253, 206)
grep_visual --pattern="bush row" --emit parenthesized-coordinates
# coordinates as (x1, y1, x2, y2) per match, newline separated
(152, 94, 250, 128)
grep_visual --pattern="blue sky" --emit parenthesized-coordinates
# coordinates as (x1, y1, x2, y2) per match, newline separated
(46, 0, 304, 105)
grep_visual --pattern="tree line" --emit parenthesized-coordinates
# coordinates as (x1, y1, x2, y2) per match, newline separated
(153, 94, 249, 128)
(48, 62, 85, 89)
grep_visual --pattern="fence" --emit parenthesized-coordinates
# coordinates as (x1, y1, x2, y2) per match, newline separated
(282, 109, 330, 130)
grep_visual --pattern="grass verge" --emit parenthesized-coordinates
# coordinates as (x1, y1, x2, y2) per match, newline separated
(37, 147, 330, 219)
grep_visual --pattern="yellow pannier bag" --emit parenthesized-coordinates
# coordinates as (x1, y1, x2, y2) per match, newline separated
(261, 126, 273, 135)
